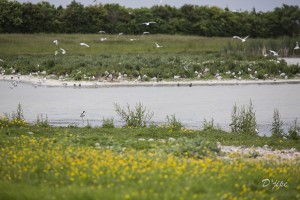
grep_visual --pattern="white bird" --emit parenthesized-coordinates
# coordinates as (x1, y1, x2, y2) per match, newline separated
(233, 35, 250, 42)
(80, 43, 90, 47)
(269, 50, 279, 56)
(100, 38, 107, 42)
(54, 51, 58, 56)
(0, 59, 4, 62)
(118, 32, 123, 36)
(53, 40, 58, 45)
(142, 32, 150, 36)
(294, 42, 299, 50)
(255, 128, 259, 134)
(142, 21, 156, 26)
(155, 42, 163, 48)
(60, 48, 66, 54)
(99, 31, 105, 34)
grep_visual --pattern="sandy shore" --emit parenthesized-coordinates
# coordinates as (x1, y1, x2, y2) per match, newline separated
(2, 75, 300, 88)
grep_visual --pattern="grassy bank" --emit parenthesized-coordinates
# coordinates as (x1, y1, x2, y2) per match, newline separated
(0, 34, 299, 80)
(0, 124, 300, 200)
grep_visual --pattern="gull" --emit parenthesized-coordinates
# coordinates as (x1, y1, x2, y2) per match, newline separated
(118, 32, 123, 36)
(233, 35, 250, 42)
(60, 48, 66, 54)
(54, 51, 58, 56)
(0, 59, 4, 62)
(142, 32, 150, 36)
(100, 38, 107, 42)
(129, 38, 138, 41)
(99, 30, 105, 34)
(80, 43, 90, 47)
(142, 21, 156, 26)
(155, 42, 163, 48)
(269, 50, 279, 56)
(53, 40, 58, 45)
(294, 42, 299, 50)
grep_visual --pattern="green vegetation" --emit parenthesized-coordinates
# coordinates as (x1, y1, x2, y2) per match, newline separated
(0, 104, 300, 199)
(271, 108, 284, 138)
(0, 34, 299, 82)
(230, 101, 258, 135)
(0, 0, 299, 38)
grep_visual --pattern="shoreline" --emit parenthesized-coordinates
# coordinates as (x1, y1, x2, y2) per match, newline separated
(2, 75, 300, 88)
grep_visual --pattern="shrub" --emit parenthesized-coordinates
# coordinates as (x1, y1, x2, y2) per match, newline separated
(202, 118, 220, 132)
(102, 117, 115, 128)
(114, 102, 154, 127)
(286, 119, 300, 140)
(271, 109, 284, 138)
(36, 114, 50, 127)
(166, 114, 183, 131)
(230, 101, 258, 135)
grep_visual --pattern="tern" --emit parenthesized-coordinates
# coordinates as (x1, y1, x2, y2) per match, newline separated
(80, 111, 86, 118)
(80, 43, 90, 47)
(269, 50, 279, 56)
(60, 48, 66, 54)
(53, 40, 58, 45)
(233, 35, 250, 42)
(142, 21, 156, 26)
(155, 42, 163, 48)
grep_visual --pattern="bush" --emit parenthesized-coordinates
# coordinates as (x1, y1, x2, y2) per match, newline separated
(286, 119, 300, 140)
(35, 114, 50, 127)
(230, 101, 258, 135)
(166, 114, 183, 131)
(102, 117, 115, 128)
(202, 118, 219, 132)
(114, 102, 154, 127)
(271, 109, 284, 138)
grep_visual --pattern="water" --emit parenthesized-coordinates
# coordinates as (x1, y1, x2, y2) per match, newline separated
(1, 80, 300, 136)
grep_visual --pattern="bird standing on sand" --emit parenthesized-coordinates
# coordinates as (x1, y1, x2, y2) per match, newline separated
(233, 35, 250, 42)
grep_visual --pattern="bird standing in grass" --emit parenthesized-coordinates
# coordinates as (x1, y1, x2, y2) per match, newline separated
(155, 42, 163, 48)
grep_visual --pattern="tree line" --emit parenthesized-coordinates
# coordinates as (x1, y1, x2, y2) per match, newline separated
(0, 0, 299, 37)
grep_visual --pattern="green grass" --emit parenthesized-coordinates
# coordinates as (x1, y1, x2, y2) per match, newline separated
(0, 125, 299, 200)
(0, 34, 299, 80)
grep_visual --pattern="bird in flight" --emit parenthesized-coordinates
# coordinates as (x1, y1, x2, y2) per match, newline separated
(142, 21, 157, 26)
(269, 50, 279, 56)
(155, 42, 163, 48)
(233, 35, 250, 42)
(60, 48, 66, 54)
(80, 43, 90, 47)
(53, 40, 58, 45)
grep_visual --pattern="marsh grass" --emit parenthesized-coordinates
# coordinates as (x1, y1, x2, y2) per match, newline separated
(0, 34, 299, 80)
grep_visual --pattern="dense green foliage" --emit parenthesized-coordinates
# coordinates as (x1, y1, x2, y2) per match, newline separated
(0, 0, 299, 37)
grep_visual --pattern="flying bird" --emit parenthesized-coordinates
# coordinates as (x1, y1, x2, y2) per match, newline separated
(233, 35, 250, 42)
(155, 42, 163, 48)
(60, 48, 66, 54)
(142, 21, 157, 26)
(294, 42, 299, 50)
(80, 43, 90, 47)
(269, 50, 279, 56)
(53, 40, 58, 45)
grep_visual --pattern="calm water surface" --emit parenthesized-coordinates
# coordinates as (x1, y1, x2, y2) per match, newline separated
(1, 80, 300, 136)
